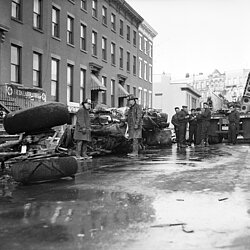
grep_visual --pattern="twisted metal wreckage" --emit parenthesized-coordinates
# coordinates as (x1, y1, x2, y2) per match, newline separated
(0, 103, 171, 184)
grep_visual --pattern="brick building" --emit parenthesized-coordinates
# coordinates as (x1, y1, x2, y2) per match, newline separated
(0, 0, 157, 119)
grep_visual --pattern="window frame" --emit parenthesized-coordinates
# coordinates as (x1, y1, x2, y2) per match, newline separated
(81, 0, 87, 11)
(52, 6, 60, 38)
(111, 42, 116, 65)
(126, 51, 130, 72)
(119, 47, 123, 69)
(11, 44, 21, 84)
(51, 58, 59, 101)
(33, 52, 42, 87)
(102, 36, 107, 61)
(102, 6, 107, 25)
(120, 19, 124, 37)
(67, 64, 74, 102)
(92, 0, 97, 18)
(92, 31, 97, 56)
(80, 68, 86, 103)
(33, 0, 42, 30)
(11, 0, 22, 21)
(80, 23, 87, 51)
(111, 13, 116, 31)
(101, 76, 107, 104)
(67, 15, 74, 45)
(126, 25, 130, 42)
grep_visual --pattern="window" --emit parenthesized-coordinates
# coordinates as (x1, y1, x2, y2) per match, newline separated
(52, 6, 59, 38)
(92, 0, 97, 18)
(33, 52, 41, 87)
(139, 58, 142, 78)
(127, 25, 130, 42)
(67, 16, 74, 45)
(148, 91, 152, 108)
(143, 89, 147, 108)
(133, 30, 136, 46)
(80, 69, 86, 103)
(11, 0, 21, 20)
(144, 38, 148, 54)
(133, 87, 136, 97)
(139, 33, 143, 51)
(101, 76, 107, 104)
(120, 20, 123, 36)
(127, 85, 130, 94)
(138, 88, 142, 105)
(92, 31, 97, 56)
(111, 42, 116, 65)
(102, 37, 107, 61)
(126, 51, 130, 72)
(133, 55, 136, 75)
(67, 64, 73, 102)
(119, 47, 123, 69)
(111, 13, 116, 31)
(149, 64, 152, 83)
(144, 61, 148, 80)
(149, 42, 153, 57)
(11, 45, 21, 84)
(81, 0, 87, 10)
(80, 24, 86, 51)
(102, 6, 107, 25)
(33, 0, 42, 29)
(51, 58, 59, 101)
(111, 79, 115, 107)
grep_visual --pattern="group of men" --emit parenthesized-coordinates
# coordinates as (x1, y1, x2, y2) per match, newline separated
(171, 102, 240, 148)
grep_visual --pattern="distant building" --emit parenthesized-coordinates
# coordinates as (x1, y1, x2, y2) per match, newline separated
(0, 0, 157, 120)
(153, 73, 201, 125)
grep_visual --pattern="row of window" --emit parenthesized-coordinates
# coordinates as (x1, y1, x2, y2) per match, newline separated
(11, 0, 153, 58)
(10, 44, 152, 106)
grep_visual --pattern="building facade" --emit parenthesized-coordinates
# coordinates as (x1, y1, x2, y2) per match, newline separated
(153, 73, 201, 125)
(0, 0, 157, 118)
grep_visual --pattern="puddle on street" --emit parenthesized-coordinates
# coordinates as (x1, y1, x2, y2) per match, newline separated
(0, 185, 155, 250)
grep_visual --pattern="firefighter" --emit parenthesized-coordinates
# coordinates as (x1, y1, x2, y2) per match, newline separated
(195, 108, 202, 145)
(126, 94, 143, 157)
(73, 99, 92, 159)
(171, 107, 180, 147)
(188, 108, 197, 145)
(227, 104, 240, 145)
(199, 102, 211, 146)
(177, 105, 189, 148)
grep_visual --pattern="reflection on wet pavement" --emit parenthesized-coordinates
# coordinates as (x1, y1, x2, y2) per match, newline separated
(0, 143, 250, 249)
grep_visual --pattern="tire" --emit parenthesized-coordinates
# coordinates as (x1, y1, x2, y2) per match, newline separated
(4, 102, 70, 134)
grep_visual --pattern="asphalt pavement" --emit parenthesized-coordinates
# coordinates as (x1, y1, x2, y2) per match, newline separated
(1, 143, 250, 250)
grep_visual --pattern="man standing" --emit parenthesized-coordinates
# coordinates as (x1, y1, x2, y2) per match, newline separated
(73, 99, 92, 159)
(200, 102, 211, 146)
(171, 107, 180, 147)
(188, 108, 197, 145)
(195, 108, 203, 145)
(227, 104, 240, 145)
(126, 94, 143, 157)
(177, 105, 189, 148)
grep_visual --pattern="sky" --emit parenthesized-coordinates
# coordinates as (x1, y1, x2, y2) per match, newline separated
(126, 0, 250, 79)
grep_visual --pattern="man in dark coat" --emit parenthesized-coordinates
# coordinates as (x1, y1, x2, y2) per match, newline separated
(200, 102, 211, 146)
(227, 104, 240, 145)
(126, 94, 143, 157)
(73, 98, 92, 159)
(177, 105, 189, 148)
(188, 108, 197, 145)
(171, 107, 180, 147)
(195, 108, 202, 145)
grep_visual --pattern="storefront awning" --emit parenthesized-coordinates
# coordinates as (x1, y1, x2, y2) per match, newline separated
(91, 74, 107, 91)
(118, 84, 129, 98)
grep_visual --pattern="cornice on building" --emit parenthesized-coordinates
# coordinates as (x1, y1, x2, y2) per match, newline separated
(105, 0, 143, 26)
(139, 20, 158, 40)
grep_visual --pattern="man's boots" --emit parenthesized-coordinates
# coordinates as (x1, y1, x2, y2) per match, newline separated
(128, 139, 139, 157)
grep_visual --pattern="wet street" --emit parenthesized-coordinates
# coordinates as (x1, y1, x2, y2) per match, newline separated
(1, 143, 250, 250)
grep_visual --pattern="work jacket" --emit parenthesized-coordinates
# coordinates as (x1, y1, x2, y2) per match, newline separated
(189, 114, 197, 126)
(171, 113, 179, 127)
(127, 103, 142, 139)
(177, 109, 189, 124)
(201, 108, 211, 121)
(73, 106, 91, 141)
(228, 110, 240, 124)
